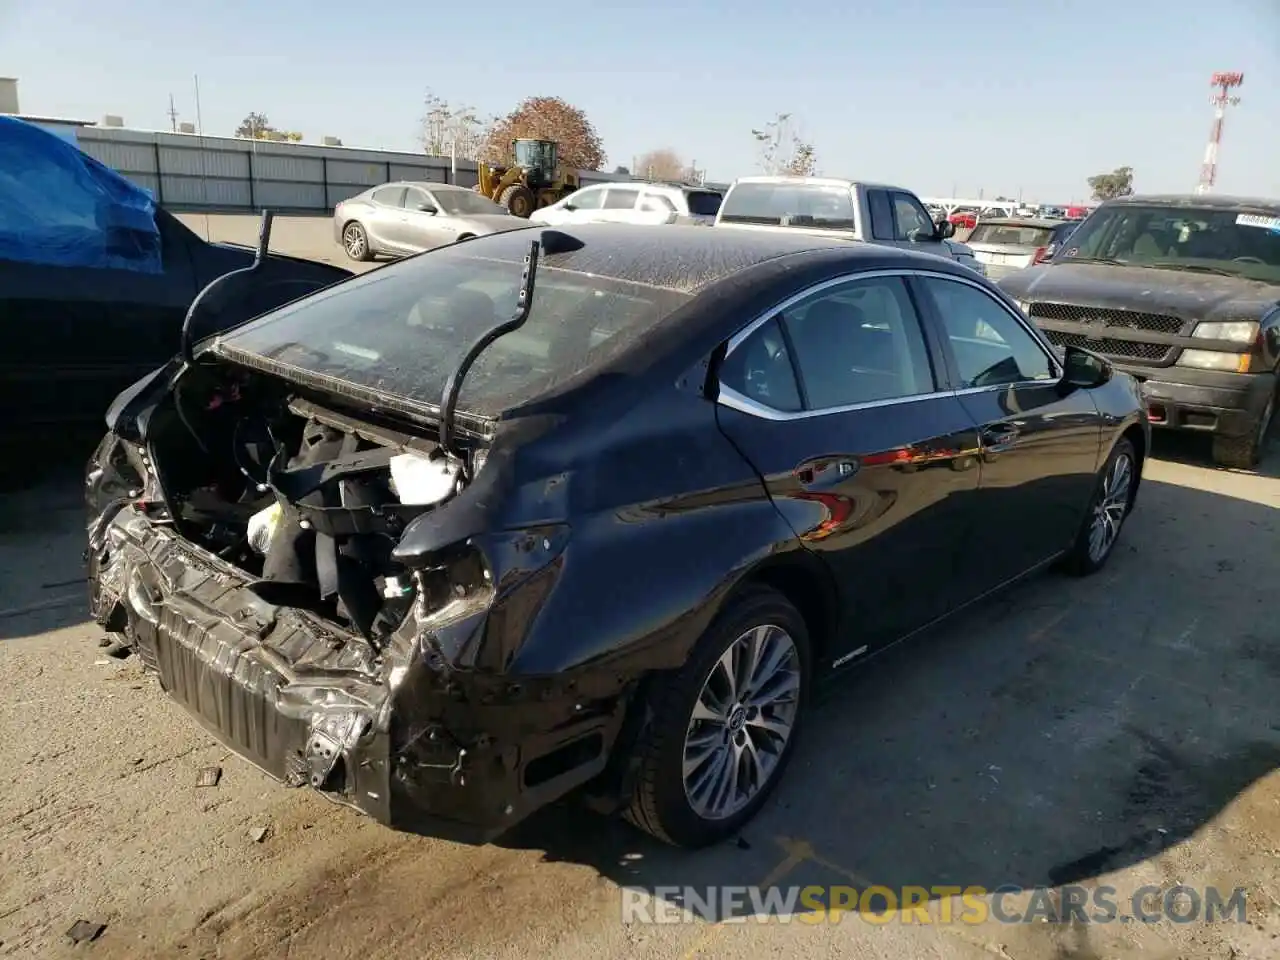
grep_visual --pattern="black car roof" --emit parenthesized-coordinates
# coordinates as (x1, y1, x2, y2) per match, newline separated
(448, 222, 958, 295)
(1109, 194, 1280, 213)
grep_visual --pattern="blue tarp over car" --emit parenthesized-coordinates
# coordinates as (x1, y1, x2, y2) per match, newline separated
(0, 116, 163, 274)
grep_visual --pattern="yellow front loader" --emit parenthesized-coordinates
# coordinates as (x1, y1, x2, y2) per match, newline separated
(475, 139, 580, 218)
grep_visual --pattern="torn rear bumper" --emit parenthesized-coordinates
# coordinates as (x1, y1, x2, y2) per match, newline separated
(88, 505, 628, 843)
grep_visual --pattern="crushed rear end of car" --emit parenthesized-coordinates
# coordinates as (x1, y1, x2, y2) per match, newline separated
(81, 233, 674, 840)
(84, 380, 629, 842)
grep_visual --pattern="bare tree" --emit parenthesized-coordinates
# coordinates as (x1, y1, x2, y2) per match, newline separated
(751, 113, 817, 176)
(421, 89, 492, 162)
(635, 148, 686, 181)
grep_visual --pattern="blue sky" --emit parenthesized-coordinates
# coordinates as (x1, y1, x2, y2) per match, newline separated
(2, 0, 1277, 203)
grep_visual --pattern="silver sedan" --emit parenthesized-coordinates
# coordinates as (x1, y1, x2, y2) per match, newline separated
(334, 182, 529, 261)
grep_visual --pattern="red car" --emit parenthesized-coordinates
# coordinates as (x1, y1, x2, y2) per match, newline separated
(948, 211, 978, 230)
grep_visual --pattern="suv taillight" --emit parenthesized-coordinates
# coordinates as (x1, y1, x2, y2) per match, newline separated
(1032, 246, 1049, 264)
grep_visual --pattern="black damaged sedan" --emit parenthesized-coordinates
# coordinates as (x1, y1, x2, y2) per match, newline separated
(85, 223, 1149, 848)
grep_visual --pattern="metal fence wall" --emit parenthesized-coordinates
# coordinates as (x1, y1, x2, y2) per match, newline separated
(72, 126, 638, 214)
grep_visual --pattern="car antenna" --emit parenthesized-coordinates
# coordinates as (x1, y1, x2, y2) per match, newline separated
(438, 235, 548, 459)
(179, 209, 275, 366)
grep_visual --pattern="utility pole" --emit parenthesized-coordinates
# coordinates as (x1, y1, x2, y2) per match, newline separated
(167, 93, 179, 132)
(1197, 71, 1243, 194)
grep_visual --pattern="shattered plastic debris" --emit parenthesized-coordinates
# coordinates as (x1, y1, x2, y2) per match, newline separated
(65, 920, 106, 943)
(195, 766, 222, 788)
(249, 825, 270, 843)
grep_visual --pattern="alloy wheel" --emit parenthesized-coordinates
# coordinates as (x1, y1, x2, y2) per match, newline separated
(682, 623, 800, 821)
(343, 225, 365, 258)
(1087, 452, 1133, 563)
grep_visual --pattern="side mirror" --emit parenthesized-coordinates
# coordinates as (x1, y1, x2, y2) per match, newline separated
(416, 203, 437, 214)
(936, 220, 956, 239)
(563, 201, 577, 211)
(1060, 344, 1112, 390)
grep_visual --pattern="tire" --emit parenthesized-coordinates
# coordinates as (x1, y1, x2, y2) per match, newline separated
(499, 184, 536, 218)
(1211, 390, 1275, 470)
(623, 585, 811, 848)
(341, 221, 373, 262)
(1062, 437, 1137, 576)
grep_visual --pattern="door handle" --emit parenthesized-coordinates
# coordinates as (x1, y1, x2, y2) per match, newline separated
(980, 423, 1020, 447)
(798, 458, 859, 488)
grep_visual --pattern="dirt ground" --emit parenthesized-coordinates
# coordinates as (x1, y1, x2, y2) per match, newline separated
(2, 216, 1278, 960)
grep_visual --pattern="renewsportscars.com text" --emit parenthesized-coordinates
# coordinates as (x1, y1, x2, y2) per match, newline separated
(621, 884, 1249, 925)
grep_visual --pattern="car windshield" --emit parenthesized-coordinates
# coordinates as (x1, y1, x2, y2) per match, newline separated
(967, 223, 1055, 248)
(685, 191, 723, 217)
(214, 246, 688, 418)
(718, 183, 855, 230)
(432, 190, 507, 216)
(1059, 204, 1280, 282)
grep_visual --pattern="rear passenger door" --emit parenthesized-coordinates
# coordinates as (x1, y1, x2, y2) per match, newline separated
(911, 273, 1104, 596)
(715, 272, 984, 662)
(636, 191, 678, 225)
(365, 185, 407, 252)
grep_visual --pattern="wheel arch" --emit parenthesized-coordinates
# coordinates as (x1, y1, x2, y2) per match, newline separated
(728, 549, 841, 672)
(1119, 420, 1147, 502)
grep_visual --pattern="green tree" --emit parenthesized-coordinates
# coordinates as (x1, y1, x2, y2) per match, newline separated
(234, 112, 272, 139)
(1087, 166, 1135, 201)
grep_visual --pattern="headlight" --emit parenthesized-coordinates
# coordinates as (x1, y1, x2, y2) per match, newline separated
(1192, 320, 1259, 343)
(1015, 300, 1031, 314)
(1177, 349, 1253, 372)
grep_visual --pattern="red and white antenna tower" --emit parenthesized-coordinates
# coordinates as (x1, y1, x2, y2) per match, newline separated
(1196, 71, 1243, 194)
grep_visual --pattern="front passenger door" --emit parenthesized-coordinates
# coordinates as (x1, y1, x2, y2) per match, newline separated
(714, 273, 984, 660)
(913, 274, 1104, 596)
(890, 192, 949, 258)
(401, 187, 453, 251)
(560, 186, 606, 224)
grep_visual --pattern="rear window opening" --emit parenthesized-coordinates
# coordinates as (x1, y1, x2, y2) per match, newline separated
(215, 250, 688, 418)
(718, 183, 855, 230)
(684, 191, 723, 217)
(968, 224, 1054, 247)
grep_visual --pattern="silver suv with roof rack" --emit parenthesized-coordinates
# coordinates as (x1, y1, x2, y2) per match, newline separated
(713, 176, 985, 276)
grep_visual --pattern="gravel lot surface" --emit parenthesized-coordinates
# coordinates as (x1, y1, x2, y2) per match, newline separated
(2, 215, 1277, 959)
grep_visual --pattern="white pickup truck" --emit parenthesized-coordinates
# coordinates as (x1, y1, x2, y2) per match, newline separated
(713, 176, 985, 276)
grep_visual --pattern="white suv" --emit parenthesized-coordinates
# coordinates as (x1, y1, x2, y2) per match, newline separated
(529, 182, 723, 228)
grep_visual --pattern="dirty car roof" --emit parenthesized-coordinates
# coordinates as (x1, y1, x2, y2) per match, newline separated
(1109, 194, 1280, 213)
(447, 222, 867, 295)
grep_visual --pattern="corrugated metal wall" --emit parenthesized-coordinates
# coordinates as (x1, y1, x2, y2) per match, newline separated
(72, 126, 636, 214)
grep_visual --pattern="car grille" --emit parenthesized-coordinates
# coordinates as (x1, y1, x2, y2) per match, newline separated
(1027, 302, 1186, 335)
(1041, 330, 1171, 363)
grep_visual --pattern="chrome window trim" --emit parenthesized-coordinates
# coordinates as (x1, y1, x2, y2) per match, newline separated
(718, 267, 1063, 420)
(719, 383, 956, 422)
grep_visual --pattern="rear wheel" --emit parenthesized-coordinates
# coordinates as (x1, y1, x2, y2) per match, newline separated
(499, 184, 536, 218)
(624, 585, 809, 848)
(1211, 390, 1275, 470)
(1062, 437, 1136, 576)
(341, 221, 373, 262)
